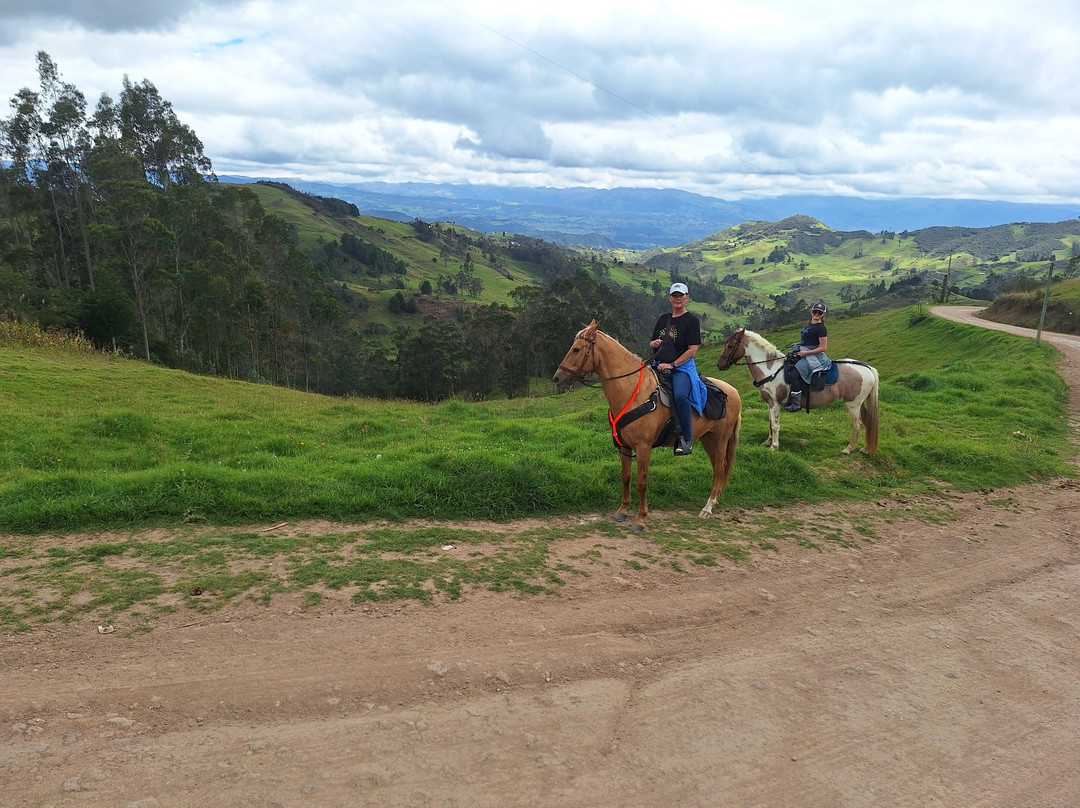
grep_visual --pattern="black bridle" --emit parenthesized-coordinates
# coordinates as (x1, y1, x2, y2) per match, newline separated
(716, 331, 743, 371)
(557, 331, 655, 388)
(718, 331, 790, 387)
(719, 331, 774, 370)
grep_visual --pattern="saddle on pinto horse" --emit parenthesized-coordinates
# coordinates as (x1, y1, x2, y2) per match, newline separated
(784, 355, 839, 393)
(784, 355, 869, 412)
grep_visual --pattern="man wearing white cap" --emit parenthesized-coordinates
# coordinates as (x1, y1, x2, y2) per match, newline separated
(649, 282, 708, 455)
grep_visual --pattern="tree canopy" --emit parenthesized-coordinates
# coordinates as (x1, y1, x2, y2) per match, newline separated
(1, 52, 663, 402)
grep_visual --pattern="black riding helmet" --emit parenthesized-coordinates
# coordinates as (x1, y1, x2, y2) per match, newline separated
(811, 300, 827, 314)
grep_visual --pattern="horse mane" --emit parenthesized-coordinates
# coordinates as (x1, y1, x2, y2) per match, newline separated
(595, 329, 645, 365)
(741, 329, 785, 359)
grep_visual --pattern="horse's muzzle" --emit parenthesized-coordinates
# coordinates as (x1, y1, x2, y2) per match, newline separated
(552, 366, 580, 392)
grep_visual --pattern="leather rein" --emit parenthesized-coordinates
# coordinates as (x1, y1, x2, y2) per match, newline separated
(556, 332, 656, 388)
(557, 331, 659, 448)
(719, 332, 788, 388)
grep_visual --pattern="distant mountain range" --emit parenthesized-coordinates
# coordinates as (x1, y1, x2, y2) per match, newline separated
(219, 175, 1080, 250)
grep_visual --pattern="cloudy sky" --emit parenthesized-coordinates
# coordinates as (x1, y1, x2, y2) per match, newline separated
(2, 0, 1078, 203)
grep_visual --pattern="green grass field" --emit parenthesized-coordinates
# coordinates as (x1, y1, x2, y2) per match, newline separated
(0, 308, 1073, 630)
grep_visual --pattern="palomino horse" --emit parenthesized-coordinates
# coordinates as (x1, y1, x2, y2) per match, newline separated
(553, 320, 742, 532)
(716, 328, 879, 456)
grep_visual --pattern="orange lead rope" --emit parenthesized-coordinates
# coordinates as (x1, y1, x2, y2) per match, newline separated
(608, 364, 648, 446)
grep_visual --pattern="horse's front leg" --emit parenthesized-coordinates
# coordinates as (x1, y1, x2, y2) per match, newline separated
(766, 400, 781, 450)
(630, 448, 651, 533)
(611, 451, 633, 523)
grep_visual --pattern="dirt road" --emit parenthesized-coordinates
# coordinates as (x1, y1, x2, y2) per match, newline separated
(2, 309, 1078, 808)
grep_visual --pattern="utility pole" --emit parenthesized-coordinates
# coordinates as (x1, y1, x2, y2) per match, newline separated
(940, 255, 952, 304)
(1035, 261, 1054, 345)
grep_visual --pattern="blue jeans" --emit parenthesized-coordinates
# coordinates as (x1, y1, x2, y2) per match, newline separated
(671, 370, 693, 440)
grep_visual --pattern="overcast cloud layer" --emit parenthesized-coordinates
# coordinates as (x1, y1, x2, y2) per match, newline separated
(2, 0, 1078, 203)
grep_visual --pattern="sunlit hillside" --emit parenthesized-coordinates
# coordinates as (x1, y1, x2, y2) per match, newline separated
(245, 186, 1080, 342)
(630, 215, 1080, 330)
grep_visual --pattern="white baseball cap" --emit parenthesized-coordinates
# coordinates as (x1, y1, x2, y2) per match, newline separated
(669, 283, 689, 295)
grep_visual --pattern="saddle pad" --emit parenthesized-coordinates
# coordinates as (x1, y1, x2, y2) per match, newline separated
(823, 361, 839, 385)
(701, 377, 727, 419)
(787, 361, 839, 388)
(658, 373, 726, 418)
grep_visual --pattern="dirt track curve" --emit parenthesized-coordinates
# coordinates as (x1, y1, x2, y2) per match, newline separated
(1, 307, 1078, 808)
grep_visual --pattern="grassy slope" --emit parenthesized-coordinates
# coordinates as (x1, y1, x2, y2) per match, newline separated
(1, 310, 1074, 629)
(0, 308, 1072, 536)
(245, 180, 737, 337)
(246, 183, 546, 308)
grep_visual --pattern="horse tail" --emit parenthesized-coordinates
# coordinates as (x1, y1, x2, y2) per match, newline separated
(726, 411, 741, 476)
(720, 394, 741, 490)
(862, 369, 880, 457)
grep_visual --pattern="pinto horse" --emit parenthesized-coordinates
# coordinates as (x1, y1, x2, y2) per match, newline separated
(553, 320, 741, 532)
(716, 327, 879, 456)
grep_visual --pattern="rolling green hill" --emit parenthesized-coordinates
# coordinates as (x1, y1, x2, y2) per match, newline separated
(11, 168, 1073, 409)
(0, 307, 1070, 536)
(632, 215, 1080, 330)
(243, 185, 1080, 345)
(246, 180, 550, 299)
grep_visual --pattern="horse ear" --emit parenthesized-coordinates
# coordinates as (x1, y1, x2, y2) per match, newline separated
(585, 319, 599, 334)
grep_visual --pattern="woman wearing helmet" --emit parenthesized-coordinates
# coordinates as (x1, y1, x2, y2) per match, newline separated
(783, 300, 832, 412)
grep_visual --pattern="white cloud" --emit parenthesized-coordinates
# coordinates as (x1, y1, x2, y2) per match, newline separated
(1, 0, 1079, 203)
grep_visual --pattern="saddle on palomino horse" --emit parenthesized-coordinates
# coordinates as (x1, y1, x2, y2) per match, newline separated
(610, 372, 728, 449)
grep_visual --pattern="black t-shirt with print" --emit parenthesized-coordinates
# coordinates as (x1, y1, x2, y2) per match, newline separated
(652, 312, 701, 364)
(800, 321, 827, 348)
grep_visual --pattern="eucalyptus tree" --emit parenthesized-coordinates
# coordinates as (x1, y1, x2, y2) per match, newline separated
(37, 53, 96, 290)
(115, 76, 213, 188)
(1, 51, 96, 290)
(460, 303, 520, 398)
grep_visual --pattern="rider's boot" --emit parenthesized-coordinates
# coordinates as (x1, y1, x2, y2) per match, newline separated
(782, 389, 802, 412)
(674, 432, 693, 456)
(670, 398, 692, 455)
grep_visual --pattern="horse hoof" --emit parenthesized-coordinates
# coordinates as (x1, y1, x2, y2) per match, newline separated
(611, 512, 627, 523)
(629, 524, 645, 534)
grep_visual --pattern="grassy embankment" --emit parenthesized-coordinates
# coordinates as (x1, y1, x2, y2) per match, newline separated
(980, 277, 1080, 335)
(0, 310, 1073, 631)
